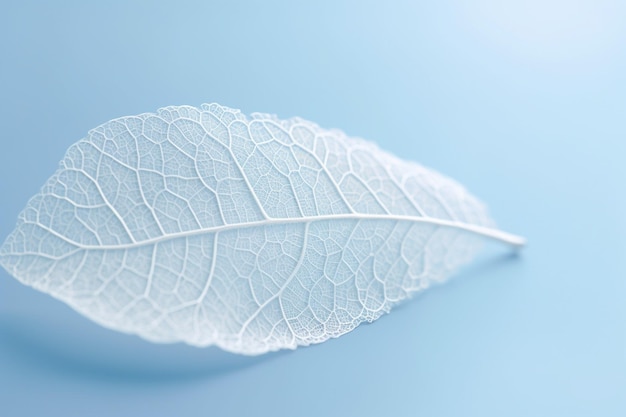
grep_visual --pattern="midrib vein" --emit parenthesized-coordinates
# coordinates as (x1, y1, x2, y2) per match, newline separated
(63, 213, 526, 250)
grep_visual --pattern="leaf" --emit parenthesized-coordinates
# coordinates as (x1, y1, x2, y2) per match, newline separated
(0, 103, 524, 355)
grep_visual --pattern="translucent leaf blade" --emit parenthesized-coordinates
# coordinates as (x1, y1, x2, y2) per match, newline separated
(0, 103, 522, 355)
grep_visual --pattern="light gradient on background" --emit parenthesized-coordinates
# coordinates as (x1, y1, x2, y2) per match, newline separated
(0, 1, 624, 416)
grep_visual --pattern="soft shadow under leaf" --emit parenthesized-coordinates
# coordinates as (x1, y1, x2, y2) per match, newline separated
(0, 312, 283, 382)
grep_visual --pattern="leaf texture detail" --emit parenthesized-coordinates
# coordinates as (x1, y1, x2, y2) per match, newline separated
(0, 103, 523, 354)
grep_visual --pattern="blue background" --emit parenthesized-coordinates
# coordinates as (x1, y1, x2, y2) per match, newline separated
(1, 1, 624, 416)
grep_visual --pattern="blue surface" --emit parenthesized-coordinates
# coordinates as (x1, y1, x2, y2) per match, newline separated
(1, 1, 624, 416)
